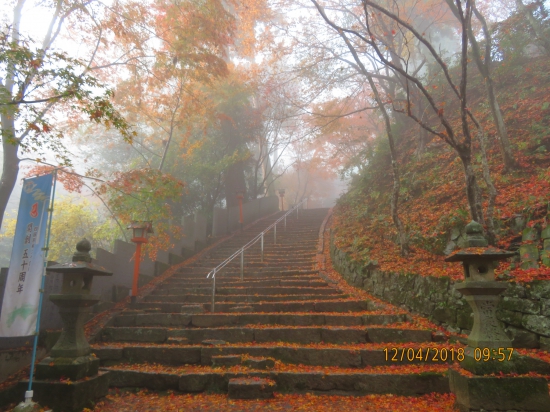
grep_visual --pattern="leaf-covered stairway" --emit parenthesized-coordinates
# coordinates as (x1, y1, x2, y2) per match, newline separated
(91, 208, 455, 402)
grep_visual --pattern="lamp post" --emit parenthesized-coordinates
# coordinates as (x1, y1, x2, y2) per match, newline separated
(278, 189, 285, 211)
(128, 221, 153, 304)
(236, 191, 245, 231)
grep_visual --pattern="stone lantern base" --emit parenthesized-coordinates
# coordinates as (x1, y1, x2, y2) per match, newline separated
(449, 368, 550, 412)
(18, 371, 109, 412)
(35, 354, 100, 381)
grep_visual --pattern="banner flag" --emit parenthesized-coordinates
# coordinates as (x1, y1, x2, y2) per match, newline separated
(0, 174, 53, 337)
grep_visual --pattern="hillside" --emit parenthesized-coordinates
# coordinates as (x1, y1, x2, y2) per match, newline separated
(332, 54, 550, 283)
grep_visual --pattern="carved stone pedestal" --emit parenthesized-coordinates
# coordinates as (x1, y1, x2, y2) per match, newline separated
(455, 280, 513, 375)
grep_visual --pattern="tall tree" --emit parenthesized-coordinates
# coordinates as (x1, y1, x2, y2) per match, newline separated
(0, 0, 134, 229)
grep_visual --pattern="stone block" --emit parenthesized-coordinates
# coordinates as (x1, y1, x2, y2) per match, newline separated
(135, 313, 192, 327)
(102, 327, 167, 343)
(243, 357, 275, 370)
(212, 355, 242, 367)
(542, 227, 550, 239)
(35, 355, 99, 381)
(228, 377, 275, 399)
(543, 300, 550, 317)
(432, 307, 456, 324)
(254, 328, 321, 344)
(497, 309, 524, 328)
(324, 315, 362, 326)
(181, 304, 205, 314)
(449, 368, 550, 412)
(320, 328, 367, 344)
(19, 371, 109, 412)
(529, 281, 550, 299)
(505, 326, 540, 348)
(123, 346, 201, 365)
(112, 284, 130, 302)
(540, 336, 550, 351)
(519, 244, 539, 269)
(500, 296, 541, 314)
(179, 373, 211, 392)
(522, 315, 550, 337)
(191, 314, 238, 328)
(503, 283, 527, 298)
(91, 347, 123, 361)
(522, 226, 540, 241)
(367, 328, 432, 343)
(456, 306, 474, 330)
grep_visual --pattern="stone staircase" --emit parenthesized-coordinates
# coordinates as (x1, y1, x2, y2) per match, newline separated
(91, 209, 452, 400)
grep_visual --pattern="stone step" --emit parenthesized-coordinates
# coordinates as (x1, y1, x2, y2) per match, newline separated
(101, 326, 432, 345)
(143, 294, 349, 304)
(228, 377, 276, 399)
(102, 367, 449, 395)
(173, 269, 320, 277)
(113, 312, 407, 328)
(93, 343, 458, 368)
(170, 272, 320, 279)
(147, 286, 339, 296)
(134, 299, 370, 313)
(156, 279, 329, 289)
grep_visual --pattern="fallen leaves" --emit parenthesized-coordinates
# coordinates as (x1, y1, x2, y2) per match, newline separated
(91, 389, 459, 411)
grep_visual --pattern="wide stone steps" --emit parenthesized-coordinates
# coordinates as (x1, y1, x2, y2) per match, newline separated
(100, 365, 450, 396)
(156, 279, 329, 289)
(143, 294, 349, 304)
(172, 269, 320, 278)
(133, 299, 370, 313)
(113, 312, 409, 328)
(93, 344, 458, 368)
(92, 208, 455, 399)
(145, 286, 339, 297)
(102, 325, 432, 345)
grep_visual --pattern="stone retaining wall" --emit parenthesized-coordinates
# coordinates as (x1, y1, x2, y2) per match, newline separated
(330, 240, 550, 351)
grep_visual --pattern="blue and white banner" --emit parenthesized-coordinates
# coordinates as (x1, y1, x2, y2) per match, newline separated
(0, 174, 53, 337)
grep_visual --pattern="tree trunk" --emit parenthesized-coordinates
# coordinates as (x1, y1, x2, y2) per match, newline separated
(445, 0, 518, 171)
(485, 76, 516, 171)
(477, 129, 497, 244)
(221, 117, 247, 207)
(0, 113, 20, 229)
(458, 151, 484, 224)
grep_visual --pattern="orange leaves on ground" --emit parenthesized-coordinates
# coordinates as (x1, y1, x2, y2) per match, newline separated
(103, 361, 451, 376)
(91, 389, 458, 411)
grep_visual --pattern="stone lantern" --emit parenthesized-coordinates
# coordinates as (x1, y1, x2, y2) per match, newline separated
(446, 222, 550, 411)
(445, 221, 515, 359)
(30, 239, 112, 411)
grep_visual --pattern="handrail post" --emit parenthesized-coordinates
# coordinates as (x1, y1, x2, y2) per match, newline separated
(274, 222, 277, 245)
(261, 232, 264, 263)
(211, 268, 216, 312)
(240, 248, 244, 281)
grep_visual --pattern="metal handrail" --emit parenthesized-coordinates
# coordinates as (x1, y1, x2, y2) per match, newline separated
(206, 198, 307, 311)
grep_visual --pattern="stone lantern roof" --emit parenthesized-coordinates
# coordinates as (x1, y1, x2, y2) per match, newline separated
(46, 238, 112, 277)
(444, 221, 515, 263)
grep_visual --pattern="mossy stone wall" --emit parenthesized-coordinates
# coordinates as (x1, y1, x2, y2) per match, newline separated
(330, 240, 550, 351)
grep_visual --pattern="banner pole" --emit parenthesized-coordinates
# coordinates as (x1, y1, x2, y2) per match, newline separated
(26, 170, 58, 402)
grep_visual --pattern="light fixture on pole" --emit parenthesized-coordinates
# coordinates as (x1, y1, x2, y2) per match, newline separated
(278, 189, 286, 211)
(128, 221, 153, 304)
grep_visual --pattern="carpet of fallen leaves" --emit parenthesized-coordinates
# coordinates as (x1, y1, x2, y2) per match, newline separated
(331, 57, 550, 284)
(103, 361, 452, 375)
(90, 389, 459, 411)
